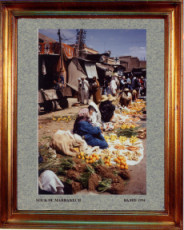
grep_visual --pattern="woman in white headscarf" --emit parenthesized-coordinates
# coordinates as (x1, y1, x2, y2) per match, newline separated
(88, 101, 102, 127)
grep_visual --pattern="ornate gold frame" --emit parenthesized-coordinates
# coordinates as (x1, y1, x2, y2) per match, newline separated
(0, 1, 183, 229)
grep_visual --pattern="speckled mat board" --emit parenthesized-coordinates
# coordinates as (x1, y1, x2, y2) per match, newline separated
(17, 19, 164, 211)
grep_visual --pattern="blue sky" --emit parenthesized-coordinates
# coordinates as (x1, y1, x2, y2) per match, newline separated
(39, 29, 146, 60)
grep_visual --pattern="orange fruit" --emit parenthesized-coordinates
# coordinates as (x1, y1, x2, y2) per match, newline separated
(92, 157, 96, 161)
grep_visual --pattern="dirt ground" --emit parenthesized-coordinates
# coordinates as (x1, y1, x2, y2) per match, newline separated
(39, 98, 146, 195)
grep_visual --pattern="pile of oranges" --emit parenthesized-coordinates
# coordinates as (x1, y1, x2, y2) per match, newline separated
(114, 155, 128, 169)
(77, 152, 85, 160)
(103, 156, 112, 167)
(77, 152, 129, 170)
(77, 152, 100, 164)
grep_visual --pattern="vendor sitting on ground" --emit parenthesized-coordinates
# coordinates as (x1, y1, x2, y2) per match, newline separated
(107, 94, 119, 107)
(99, 95, 115, 123)
(120, 88, 132, 107)
(106, 94, 128, 123)
(88, 101, 102, 128)
(73, 108, 108, 149)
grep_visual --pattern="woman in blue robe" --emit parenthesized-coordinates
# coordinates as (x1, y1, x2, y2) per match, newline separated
(73, 108, 108, 149)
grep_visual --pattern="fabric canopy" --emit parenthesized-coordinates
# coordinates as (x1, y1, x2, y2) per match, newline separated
(85, 63, 98, 79)
(67, 60, 87, 92)
(96, 62, 114, 72)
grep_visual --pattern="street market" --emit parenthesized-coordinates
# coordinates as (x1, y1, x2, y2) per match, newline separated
(38, 29, 147, 195)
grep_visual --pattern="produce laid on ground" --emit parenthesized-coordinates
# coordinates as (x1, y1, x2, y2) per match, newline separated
(116, 123, 139, 138)
(39, 126, 144, 194)
(121, 99, 146, 117)
(39, 99, 146, 195)
(51, 115, 77, 122)
(102, 133, 144, 166)
(39, 152, 130, 194)
(97, 101, 146, 168)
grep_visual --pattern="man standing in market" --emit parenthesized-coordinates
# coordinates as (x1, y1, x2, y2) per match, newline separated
(110, 74, 117, 96)
(91, 76, 101, 104)
(80, 76, 90, 105)
(126, 75, 132, 91)
(120, 76, 126, 90)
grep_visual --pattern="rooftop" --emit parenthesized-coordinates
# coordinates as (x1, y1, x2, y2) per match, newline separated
(39, 33, 57, 43)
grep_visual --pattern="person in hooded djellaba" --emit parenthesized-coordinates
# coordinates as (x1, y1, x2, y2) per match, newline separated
(91, 76, 101, 104)
(78, 76, 90, 105)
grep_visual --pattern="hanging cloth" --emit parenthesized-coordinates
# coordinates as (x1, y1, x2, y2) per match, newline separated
(42, 59, 47, 76)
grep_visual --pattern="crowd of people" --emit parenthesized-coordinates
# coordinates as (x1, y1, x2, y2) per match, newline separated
(77, 73, 146, 106)
(72, 73, 146, 150)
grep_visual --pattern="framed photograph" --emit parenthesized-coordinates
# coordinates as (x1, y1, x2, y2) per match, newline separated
(0, 1, 183, 229)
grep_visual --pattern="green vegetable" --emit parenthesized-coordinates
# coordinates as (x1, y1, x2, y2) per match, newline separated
(116, 126, 139, 138)
(97, 178, 112, 192)
(79, 172, 91, 188)
(60, 159, 74, 170)
(79, 165, 95, 188)
(57, 167, 66, 175)
(65, 178, 72, 184)
(86, 165, 95, 174)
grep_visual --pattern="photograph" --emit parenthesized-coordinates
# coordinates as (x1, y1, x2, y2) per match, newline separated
(38, 29, 147, 195)
(0, 0, 182, 229)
